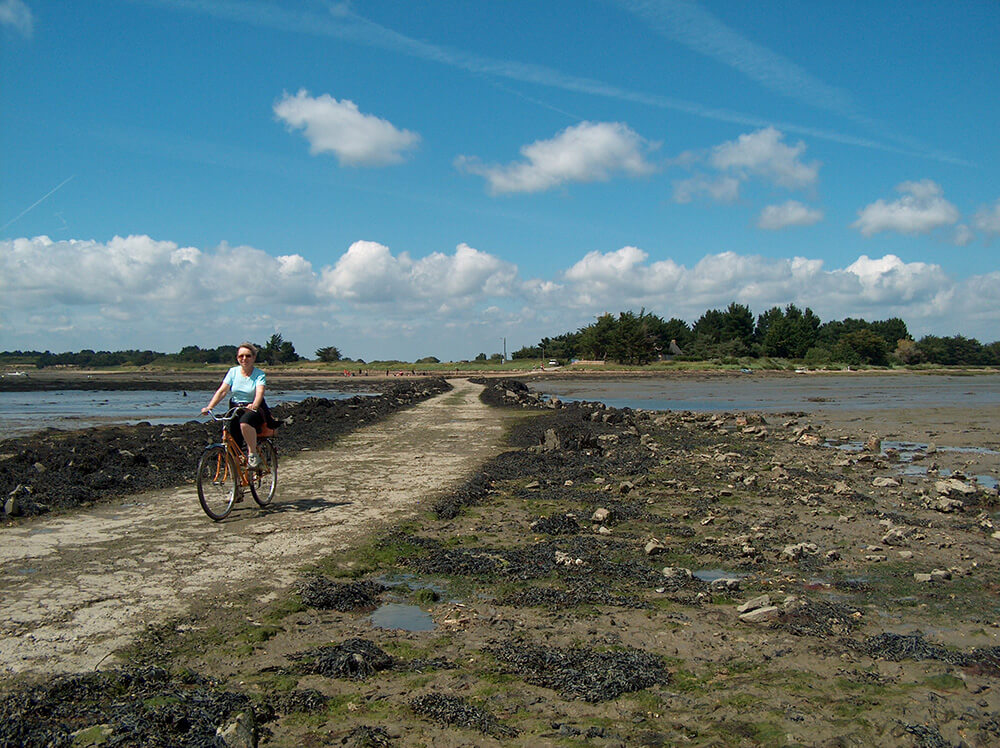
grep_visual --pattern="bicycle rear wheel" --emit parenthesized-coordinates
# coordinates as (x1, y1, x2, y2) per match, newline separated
(249, 439, 278, 506)
(197, 445, 238, 520)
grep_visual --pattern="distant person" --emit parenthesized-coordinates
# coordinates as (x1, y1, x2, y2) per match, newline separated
(201, 342, 270, 468)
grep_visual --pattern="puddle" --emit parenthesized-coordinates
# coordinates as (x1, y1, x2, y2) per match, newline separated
(370, 603, 435, 632)
(376, 573, 452, 600)
(825, 439, 998, 462)
(692, 569, 744, 582)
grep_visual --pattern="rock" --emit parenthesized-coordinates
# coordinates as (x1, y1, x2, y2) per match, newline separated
(596, 525, 612, 535)
(865, 435, 882, 452)
(881, 527, 914, 546)
(737, 594, 771, 614)
(591, 507, 610, 522)
(833, 481, 852, 495)
(825, 549, 841, 561)
(782, 542, 819, 560)
(930, 568, 952, 582)
(739, 605, 780, 624)
(525, 481, 541, 490)
(662, 567, 692, 583)
(798, 433, 822, 447)
(618, 481, 634, 495)
(644, 539, 667, 555)
(914, 573, 933, 583)
(929, 496, 965, 513)
(898, 550, 914, 559)
(872, 477, 901, 488)
(71, 724, 114, 746)
(33, 462, 46, 473)
(936, 478, 977, 497)
(217, 711, 255, 748)
(542, 428, 562, 452)
(710, 577, 740, 592)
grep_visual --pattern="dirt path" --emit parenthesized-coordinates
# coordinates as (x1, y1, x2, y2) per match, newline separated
(0, 379, 509, 677)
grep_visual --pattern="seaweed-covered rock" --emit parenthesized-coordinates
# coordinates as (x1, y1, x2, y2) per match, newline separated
(297, 577, 386, 611)
(410, 693, 519, 739)
(485, 639, 670, 702)
(289, 638, 393, 679)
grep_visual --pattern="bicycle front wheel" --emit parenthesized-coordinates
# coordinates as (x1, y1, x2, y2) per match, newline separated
(197, 445, 238, 521)
(250, 439, 278, 506)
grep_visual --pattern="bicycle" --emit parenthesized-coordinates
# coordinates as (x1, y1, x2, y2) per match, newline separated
(197, 406, 279, 521)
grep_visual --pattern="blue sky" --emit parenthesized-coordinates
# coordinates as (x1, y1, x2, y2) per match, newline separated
(2, 0, 999, 361)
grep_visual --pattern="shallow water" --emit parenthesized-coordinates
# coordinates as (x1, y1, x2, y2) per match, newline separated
(0, 388, 373, 437)
(531, 373, 1000, 412)
(369, 603, 435, 632)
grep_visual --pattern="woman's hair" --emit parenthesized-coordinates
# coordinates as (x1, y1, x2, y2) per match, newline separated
(236, 342, 259, 357)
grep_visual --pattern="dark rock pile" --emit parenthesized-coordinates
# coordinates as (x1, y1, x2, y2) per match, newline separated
(409, 692, 519, 739)
(0, 666, 259, 747)
(485, 638, 671, 702)
(297, 577, 387, 611)
(1, 378, 448, 519)
(289, 638, 394, 680)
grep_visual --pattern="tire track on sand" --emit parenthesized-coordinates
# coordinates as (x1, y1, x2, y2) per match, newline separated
(0, 379, 508, 676)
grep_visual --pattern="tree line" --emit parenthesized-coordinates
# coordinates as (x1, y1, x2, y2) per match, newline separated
(512, 303, 1000, 366)
(2, 334, 304, 369)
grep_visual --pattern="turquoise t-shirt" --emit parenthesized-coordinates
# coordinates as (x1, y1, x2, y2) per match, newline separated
(223, 366, 266, 403)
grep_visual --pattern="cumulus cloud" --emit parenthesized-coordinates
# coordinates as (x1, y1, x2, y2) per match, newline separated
(757, 200, 823, 230)
(0, 0, 33, 37)
(456, 121, 657, 194)
(973, 198, 1000, 236)
(710, 127, 818, 188)
(673, 175, 740, 204)
(274, 89, 420, 166)
(319, 240, 517, 310)
(852, 180, 960, 237)
(3, 233, 998, 358)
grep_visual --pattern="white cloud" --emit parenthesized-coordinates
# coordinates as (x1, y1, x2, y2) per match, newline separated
(673, 175, 740, 204)
(456, 121, 657, 194)
(757, 200, 823, 230)
(274, 89, 420, 166)
(0, 0, 32, 37)
(318, 240, 517, 309)
(3, 234, 999, 359)
(973, 198, 1000, 236)
(852, 180, 960, 237)
(710, 126, 819, 188)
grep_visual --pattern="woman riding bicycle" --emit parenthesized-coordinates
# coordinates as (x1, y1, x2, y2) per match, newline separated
(202, 342, 271, 468)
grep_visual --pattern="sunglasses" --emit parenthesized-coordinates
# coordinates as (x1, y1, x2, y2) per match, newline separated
(237, 353, 254, 359)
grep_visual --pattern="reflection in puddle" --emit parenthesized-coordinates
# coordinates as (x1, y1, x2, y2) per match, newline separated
(693, 569, 744, 582)
(370, 603, 435, 632)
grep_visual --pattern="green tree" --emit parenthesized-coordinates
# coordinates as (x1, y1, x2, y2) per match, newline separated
(756, 304, 820, 358)
(315, 346, 342, 362)
(833, 329, 889, 365)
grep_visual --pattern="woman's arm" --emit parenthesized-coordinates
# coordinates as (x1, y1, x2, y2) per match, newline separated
(202, 382, 231, 414)
(249, 383, 265, 412)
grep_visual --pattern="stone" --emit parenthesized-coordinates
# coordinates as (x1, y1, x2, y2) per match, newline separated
(914, 573, 933, 583)
(739, 605, 780, 623)
(930, 568, 952, 582)
(597, 525, 612, 535)
(619, 481, 634, 495)
(898, 550, 914, 559)
(737, 594, 771, 614)
(929, 496, 965, 513)
(525, 481, 541, 490)
(864, 435, 882, 452)
(833, 481, 851, 495)
(3, 496, 20, 516)
(881, 527, 914, 546)
(70, 724, 114, 746)
(710, 577, 741, 592)
(542, 428, 561, 452)
(782, 542, 819, 560)
(644, 539, 667, 555)
(798, 433, 822, 447)
(936, 478, 977, 497)
(217, 712, 255, 748)
(591, 507, 610, 522)
(662, 567, 692, 583)
(872, 477, 901, 488)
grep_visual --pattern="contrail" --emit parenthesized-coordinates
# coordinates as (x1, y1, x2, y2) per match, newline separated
(1, 175, 76, 232)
